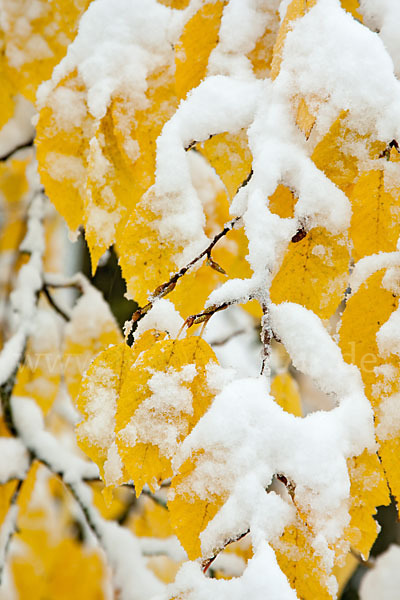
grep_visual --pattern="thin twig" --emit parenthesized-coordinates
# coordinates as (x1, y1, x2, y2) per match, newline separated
(41, 286, 71, 321)
(0, 139, 35, 162)
(0, 478, 24, 583)
(260, 303, 272, 376)
(184, 302, 232, 329)
(209, 329, 246, 347)
(130, 217, 241, 329)
(201, 528, 250, 574)
(141, 489, 168, 509)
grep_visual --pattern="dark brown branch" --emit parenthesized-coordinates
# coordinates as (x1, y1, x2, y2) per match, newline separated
(0, 366, 20, 437)
(41, 286, 71, 321)
(209, 328, 247, 347)
(236, 169, 253, 193)
(185, 134, 215, 151)
(130, 217, 241, 330)
(0, 139, 35, 162)
(0, 478, 24, 583)
(276, 474, 296, 502)
(201, 528, 250, 574)
(184, 302, 232, 329)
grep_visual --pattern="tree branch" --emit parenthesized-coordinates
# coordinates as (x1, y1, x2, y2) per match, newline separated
(201, 528, 250, 574)
(130, 217, 241, 329)
(0, 139, 35, 162)
(0, 478, 24, 584)
(41, 286, 71, 321)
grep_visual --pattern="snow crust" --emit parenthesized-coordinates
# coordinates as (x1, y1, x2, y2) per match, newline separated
(39, 0, 183, 120)
(166, 543, 297, 600)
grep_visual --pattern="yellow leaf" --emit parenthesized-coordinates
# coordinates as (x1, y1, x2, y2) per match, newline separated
(90, 480, 131, 521)
(312, 112, 361, 195)
(116, 336, 219, 495)
(132, 497, 173, 539)
(339, 271, 400, 513)
(2, 0, 92, 102)
(0, 480, 18, 528)
(63, 286, 122, 402)
(272, 517, 335, 600)
(174, 1, 226, 100)
(270, 227, 350, 320)
(76, 342, 134, 480)
(378, 437, 400, 510)
(158, 0, 189, 7)
(346, 450, 390, 559)
(247, 7, 280, 79)
(350, 169, 400, 262)
(199, 130, 252, 200)
(340, 0, 363, 21)
(269, 184, 296, 219)
(296, 97, 316, 139)
(332, 551, 358, 598)
(0, 33, 16, 129)
(168, 451, 226, 560)
(270, 0, 318, 80)
(12, 533, 106, 600)
(146, 555, 182, 584)
(339, 270, 398, 406)
(35, 71, 94, 232)
(120, 155, 247, 318)
(271, 373, 302, 417)
(0, 155, 31, 268)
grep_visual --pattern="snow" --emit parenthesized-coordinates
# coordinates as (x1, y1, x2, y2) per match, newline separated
(12, 395, 99, 483)
(359, 0, 400, 78)
(349, 252, 400, 293)
(38, 0, 184, 120)
(119, 364, 197, 458)
(138, 536, 186, 562)
(0, 194, 45, 386)
(134, 299, 184, 339)
(360, 544, 400, 600)
(169, 303, 374, 575)
(154, 76, 263, 264)
(9, 392, 163, 599)
(2, 0, 400, 597)
(0, 439, 29, 483)
(0, 96, 35, 158)
(208, 0, 278, 79)
(167, 543, 297, 600)
(78, 362, 118, 450)
(64, 284, 120, 348)
(0, 504, 18, 578)
(281, 0, 400, 140)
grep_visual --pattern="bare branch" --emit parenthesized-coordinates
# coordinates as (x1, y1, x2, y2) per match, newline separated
(184, 302, 232, 329)
(201, 528, 250, 575)
(130, 217, 241, 329)
(0, 478, 24, 583)
(41, 286, 71, 321)
(0, 139, 35, 162)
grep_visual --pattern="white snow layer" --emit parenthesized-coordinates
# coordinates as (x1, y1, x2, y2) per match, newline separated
(360, 544, 400, 600)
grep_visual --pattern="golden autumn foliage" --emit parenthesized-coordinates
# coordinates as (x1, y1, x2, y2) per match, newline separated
(1, 0, 400, 599)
